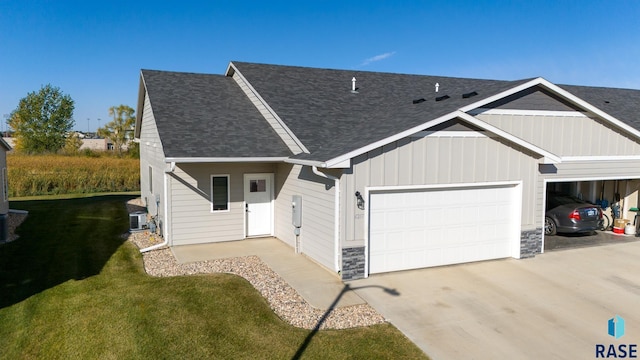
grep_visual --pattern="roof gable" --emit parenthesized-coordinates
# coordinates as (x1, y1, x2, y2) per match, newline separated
(138, 69, 292, 159)
(231, 61, 530, 164)
(136, 62, 640, 166)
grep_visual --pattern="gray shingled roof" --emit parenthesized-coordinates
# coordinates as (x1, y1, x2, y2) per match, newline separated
(231, 62, 533, 162)
(141, 69, 292, 158)
(560, 84, 640, 130)
(141, 63, 640, 163)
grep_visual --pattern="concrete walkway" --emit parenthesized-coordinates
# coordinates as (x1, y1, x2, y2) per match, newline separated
(171, 237, 365, 310)
(349, 240, 640, 359)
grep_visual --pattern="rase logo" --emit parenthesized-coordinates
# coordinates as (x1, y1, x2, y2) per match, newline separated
(596, 315, 637, 358)
(610, 315, 626, 339)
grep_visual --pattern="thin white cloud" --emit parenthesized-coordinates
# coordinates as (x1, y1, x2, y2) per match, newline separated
(360, 51, 396, 66)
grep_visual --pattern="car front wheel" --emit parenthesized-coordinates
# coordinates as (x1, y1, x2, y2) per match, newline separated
(545, 216, 557, 236)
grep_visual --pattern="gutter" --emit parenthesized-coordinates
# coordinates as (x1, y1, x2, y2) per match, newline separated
(311, 166, 341, 274)
(140, 162, 175, 253)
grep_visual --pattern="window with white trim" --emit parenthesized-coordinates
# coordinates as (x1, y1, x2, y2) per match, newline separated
(211, 175, 230, 212)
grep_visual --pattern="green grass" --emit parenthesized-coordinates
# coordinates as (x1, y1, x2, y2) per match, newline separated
(0, 195, 427, 359)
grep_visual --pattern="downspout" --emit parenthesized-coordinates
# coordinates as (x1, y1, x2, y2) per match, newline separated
(140, 162, 175, 253)
(311, 166, 340, 273)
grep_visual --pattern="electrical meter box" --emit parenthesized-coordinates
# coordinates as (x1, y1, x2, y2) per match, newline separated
(292, 195, 302, 228)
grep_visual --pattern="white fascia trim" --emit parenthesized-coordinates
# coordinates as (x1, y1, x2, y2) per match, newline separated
(461, 77, 640, 141)
(459, 78, 548, 113)
(469, 108, 588, 117)
(538, 79, 640, 140)
(455, 111, 561, 164)
(561, 155, 640, 162)
(134, 72, 147, 139)
(165, 157, 288, 163)
(323, 112, 461, 168)
(227, 62, 310, 154)
(283, 158, 326, 167)
(285, 157, 351, 169)
(411, 130, 492, 138)
(367, 180, 522, 193)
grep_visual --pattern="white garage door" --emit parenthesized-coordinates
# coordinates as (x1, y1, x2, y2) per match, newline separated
(369, 184, 520, 274)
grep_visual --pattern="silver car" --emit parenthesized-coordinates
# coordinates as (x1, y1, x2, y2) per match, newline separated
(545, 193, 601, 235)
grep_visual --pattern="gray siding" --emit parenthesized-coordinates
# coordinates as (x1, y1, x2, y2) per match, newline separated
(138, 94, 167, 225)
(231, 72, 304, 154)
(274, 163, 336, 272)
(477, 113, 640, 156)
(486, 87, 577, 112)
(169, 162, 276, 246)
(342, 133, 540, 247)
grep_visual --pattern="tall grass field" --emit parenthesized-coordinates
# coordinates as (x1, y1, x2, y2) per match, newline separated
(7, 154, 140, 197)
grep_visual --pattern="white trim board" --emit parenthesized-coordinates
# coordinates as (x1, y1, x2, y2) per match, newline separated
(165, 157, 288, 164)
(561, 156, 640, 162)
(322, 109, 561, 168)
(469, 108, 588, 117)
(227, 62, 309, 155)
(410, 130, 493, 138)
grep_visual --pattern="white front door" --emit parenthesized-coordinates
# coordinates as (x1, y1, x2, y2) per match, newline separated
(244, 173, 274, 237)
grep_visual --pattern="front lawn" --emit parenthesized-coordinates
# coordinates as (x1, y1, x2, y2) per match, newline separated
(0, 195, 427, 359)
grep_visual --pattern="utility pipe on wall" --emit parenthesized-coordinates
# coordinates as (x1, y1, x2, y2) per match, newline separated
(311, 166, 341, 273)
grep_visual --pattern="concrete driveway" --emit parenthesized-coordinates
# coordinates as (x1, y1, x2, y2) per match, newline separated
(349, 241, 640, 359)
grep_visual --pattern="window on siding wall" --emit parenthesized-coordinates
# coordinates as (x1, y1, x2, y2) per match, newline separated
(148, 166, 153, 193)
(211, 175, 230, 212)
(2, 168, 7, 202)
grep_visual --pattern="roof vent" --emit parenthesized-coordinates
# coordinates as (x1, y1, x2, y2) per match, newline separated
(462, 91, 478, 99)
(435, 95, 450, 102)
(351, 77, 358, 93)
(413, 98, 426, 104)
(604, 100, 610, 104)
(435, 83, 440, 92)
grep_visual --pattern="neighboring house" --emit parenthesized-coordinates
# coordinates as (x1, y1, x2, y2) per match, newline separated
(1, 136, 113, 152)
(134, 61, 640, 280)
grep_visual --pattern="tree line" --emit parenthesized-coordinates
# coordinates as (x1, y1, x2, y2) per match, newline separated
(8, 84, 137, 156)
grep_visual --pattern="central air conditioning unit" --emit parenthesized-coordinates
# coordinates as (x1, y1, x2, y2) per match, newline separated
(129, 212, 147, 231)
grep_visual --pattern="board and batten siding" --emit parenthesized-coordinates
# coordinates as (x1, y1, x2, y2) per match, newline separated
(274, 163, 336, 272)
(169, 163, 276, 246)
(138, 94, 167, 223)
(341, 133, 540, 247)
(476, 113, 640, 157)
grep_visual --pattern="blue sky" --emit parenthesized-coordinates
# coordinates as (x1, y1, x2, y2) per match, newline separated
(1, 1, 639, 132)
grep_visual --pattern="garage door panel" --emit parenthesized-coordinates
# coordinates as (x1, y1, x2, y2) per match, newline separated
(369, 185, 519, 274)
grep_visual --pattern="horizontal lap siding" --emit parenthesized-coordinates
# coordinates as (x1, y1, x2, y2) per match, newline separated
(170, 163, 276, 246)
(342, 134, 539, 246)
(275, 163, 336, 272)
(139, 94, 166, 222)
